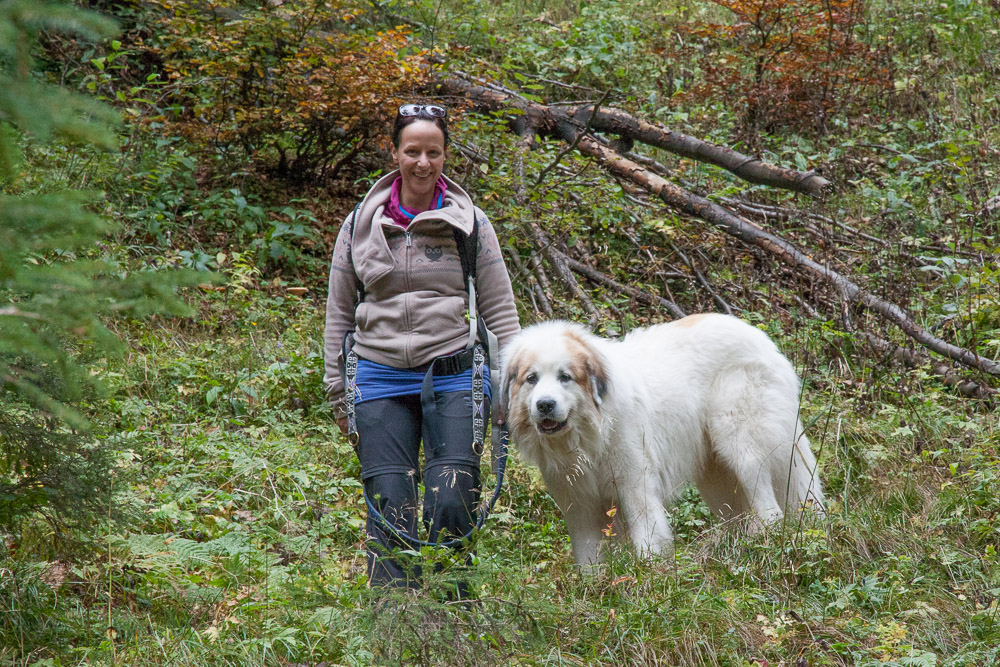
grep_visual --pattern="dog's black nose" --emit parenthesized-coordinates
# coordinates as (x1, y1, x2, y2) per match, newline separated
(536, 398, 556, 415)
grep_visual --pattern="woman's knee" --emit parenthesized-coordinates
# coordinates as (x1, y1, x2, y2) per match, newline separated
(366, 473, 418, 517)
(424, 466, 479, 519)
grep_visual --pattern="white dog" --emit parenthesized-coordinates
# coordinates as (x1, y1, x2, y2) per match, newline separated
(500, 314, 824, 566)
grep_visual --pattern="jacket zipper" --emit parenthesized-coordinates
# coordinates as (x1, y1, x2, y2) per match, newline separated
(403, 228, 413, 366)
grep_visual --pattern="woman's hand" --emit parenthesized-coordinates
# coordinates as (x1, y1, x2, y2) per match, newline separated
(336, 415, 350, 435)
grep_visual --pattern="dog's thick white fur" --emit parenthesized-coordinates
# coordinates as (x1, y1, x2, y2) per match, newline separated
(500, 314, 825, 566)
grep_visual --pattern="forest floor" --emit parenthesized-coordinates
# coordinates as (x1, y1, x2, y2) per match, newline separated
(4, 0, 1000, 665)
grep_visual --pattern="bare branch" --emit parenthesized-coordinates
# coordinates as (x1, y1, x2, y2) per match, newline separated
(532, 225, 600, 328)
(860, 332, 995, 399)
(505, 247, 553, 318)
(533, 89, 610, 188)
(438, 75, 828, 196)
(0, 307, 42, 319)
(667, 241, 734, 315)
(564, 103, 831, 196)
(554, 250, 686, 319)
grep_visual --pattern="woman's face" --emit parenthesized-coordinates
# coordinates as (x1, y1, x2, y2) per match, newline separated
(391, 119, 446, 206)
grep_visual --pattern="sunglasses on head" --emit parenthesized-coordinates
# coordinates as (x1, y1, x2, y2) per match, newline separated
(398, 104, 447, 118)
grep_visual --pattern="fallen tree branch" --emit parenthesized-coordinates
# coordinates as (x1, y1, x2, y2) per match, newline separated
(552, 126, 1000, 376)
(505, 115, 598, 325)
(510, 126, 554, 318)
(534, 89, 610, 188)
(505, 246, 552, 318)
(528, 252, 555, 312)
(668, 241, 735, 315)
(533, 225, 600, 328)
(565, 104, 832, 196)
(719, 196, 891, 248)
(0, 307, 42, 319)
(438, 75, 830, 196)
(554, 250, 687, 319)
(859, 332, 995, 400)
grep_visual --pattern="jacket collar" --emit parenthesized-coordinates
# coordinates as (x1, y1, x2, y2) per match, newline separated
(351, 170, 476, 284)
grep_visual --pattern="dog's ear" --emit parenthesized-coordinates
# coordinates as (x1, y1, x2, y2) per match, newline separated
(498, 357, 518, 423)
(585, 355, 609, 407)
(564, 326, 610, 410)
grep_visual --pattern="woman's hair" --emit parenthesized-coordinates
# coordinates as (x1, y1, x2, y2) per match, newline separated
(391, 110, 449, 148)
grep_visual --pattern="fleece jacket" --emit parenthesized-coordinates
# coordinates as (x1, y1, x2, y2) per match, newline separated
(323, 170, 521, 417)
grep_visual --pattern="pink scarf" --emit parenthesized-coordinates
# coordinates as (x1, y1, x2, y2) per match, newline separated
(386, 176, 448, 228)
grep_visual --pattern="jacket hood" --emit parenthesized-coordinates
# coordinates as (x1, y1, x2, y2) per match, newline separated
(351, 170, 476, 285)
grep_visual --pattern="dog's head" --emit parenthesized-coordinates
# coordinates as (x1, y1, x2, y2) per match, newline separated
(500, 321, 609, 438)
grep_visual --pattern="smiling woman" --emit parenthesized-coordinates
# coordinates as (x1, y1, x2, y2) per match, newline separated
(391, 118, 447, 213)
(322, 103, 521, 598)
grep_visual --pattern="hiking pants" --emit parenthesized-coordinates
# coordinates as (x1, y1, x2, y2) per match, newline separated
(355, 390, 485, 587)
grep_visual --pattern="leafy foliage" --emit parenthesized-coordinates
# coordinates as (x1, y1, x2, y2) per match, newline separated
(3, 0, 1000, 664)
(142, 0, 429, 180)
(0, 1, 202, 539)
(671, 0, 889, 138)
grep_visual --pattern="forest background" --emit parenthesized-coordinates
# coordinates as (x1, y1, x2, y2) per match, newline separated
(2, 0, 1000, 664)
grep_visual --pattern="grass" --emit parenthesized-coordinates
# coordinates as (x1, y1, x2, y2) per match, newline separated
(3, 0, 1000, 663)
(4, 278, 998, 666)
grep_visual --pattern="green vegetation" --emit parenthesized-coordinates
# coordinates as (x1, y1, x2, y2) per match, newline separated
(2, 0, 999, 664)
(0, 2, 201, 545)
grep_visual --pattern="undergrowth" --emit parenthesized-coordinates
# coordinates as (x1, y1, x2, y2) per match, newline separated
(3, 0, 1000, 665)
(3, 277, 998, 666)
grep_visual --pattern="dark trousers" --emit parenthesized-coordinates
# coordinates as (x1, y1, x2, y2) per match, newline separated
(355, 391, 485, 588)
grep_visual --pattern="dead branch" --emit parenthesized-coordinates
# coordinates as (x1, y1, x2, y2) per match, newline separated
(720, 196, 891, 248)
(533, 225, 600, 328)
(668, 241, 735, 315)
(510, 125, 554, 318)
(553, 126, 1000, 376)
(528, 252, 555, 314)
(793, 295, 821, 318)
(439, 75, 829, 196)
(0, 307, 42, 319)
(505, 246, 552, 317)
(534, 89, 610, 188)
(860, 332, 995, 400)
(623, 149, 675, 180)
(507, 117, 596, 324)
(554, 250, 686, 319)
(794, 292, 992, 399)
(564, 104, 831, 196)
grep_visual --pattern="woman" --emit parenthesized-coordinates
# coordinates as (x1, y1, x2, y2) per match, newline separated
(323, 104, 520, 593)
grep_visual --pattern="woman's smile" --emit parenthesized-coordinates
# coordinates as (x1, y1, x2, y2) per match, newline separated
(391, 119, 447, 212)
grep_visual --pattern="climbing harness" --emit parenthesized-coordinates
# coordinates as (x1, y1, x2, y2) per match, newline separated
(339, 205, 510, 549)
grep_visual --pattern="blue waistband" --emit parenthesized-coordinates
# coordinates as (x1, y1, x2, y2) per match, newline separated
(354, 358, 491, 404)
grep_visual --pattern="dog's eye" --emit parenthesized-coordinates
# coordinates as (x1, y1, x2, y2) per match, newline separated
(525, 372, 538, 385)
(558, 371, 573, 383)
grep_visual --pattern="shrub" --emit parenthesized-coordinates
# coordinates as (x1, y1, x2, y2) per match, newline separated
(671, 0, 888, 139)
(143, 0, 429, 181)
(1, 0, 202, 544)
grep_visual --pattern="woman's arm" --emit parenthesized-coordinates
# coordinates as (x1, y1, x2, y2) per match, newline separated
(323, 217, 360, 419)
